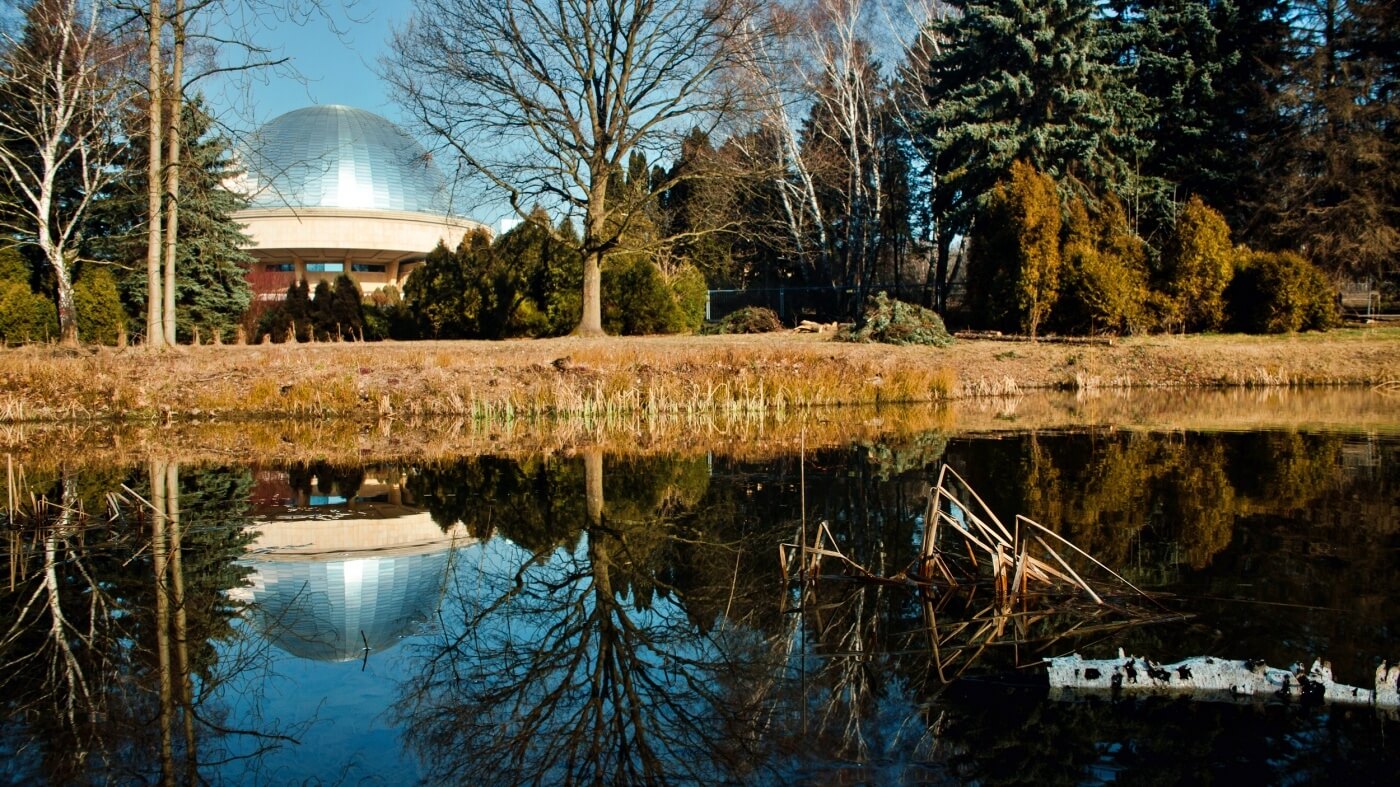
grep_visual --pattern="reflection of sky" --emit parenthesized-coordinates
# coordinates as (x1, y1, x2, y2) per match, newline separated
(216, 533, 746, 784)
(216, 541, 484, 784)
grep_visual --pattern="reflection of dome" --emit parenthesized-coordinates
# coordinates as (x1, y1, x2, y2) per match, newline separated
(241, 105, 450, 214)
(232, 105, 489, 296)
(234, 468, 475, 662)
(242, 552, 451, 662)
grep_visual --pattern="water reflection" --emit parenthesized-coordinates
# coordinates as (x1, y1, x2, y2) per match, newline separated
(236, 464, 472, 662)
(0, 424, 1396, 783)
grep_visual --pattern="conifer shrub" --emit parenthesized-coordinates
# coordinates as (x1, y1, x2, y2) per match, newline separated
(969, 160, 1061, 337)
(73, 267, 126, 345)
(1054, 197, 1150, 334)
(0, 281, 57, 344)
(668, 263, 708, 333)
(1160, 196, 1237, 332)
(707, 306, 783, 334)
(838, 292, 954, 346)
(602, 255, 685, 335)
(1225, 250, 1339, 333)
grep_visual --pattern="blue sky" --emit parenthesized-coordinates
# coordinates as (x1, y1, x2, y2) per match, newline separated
(204, 0, 415, 131)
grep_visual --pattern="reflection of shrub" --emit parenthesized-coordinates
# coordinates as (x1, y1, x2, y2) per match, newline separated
(1226, 250, 1338, 333)
(838, 292, 953, 346)
(708, 306, 783, 334)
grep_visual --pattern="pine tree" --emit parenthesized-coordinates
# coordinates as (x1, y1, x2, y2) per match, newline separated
(91, 96, 253, 342)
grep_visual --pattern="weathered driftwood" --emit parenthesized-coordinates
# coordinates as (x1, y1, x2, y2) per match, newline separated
(1046, 650, 1400, 710)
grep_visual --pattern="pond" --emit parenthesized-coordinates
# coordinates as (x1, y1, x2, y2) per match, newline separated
(2, 391, 1398, 784)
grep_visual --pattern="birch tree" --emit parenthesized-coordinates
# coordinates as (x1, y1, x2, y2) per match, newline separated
(0, 0, 130, 345)
(386, 0, 773, 336)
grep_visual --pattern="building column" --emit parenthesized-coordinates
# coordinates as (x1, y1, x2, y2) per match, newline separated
(293, 254, 306, 284)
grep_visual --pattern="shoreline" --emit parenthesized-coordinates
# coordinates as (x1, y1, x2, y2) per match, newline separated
(2, 329, 1397, 425)
(2, 386, 1396, 470)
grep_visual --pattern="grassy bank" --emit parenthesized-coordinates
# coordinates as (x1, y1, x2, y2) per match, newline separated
(0, 329, 1397, 424)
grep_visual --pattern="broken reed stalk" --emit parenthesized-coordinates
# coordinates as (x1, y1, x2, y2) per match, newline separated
(912, 464, 1151, 606)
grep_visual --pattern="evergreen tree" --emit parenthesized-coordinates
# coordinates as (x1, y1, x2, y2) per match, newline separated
(1111, 0, 1297, 240)
(915, 0, 1144, 301)
(90, 96, 253, 342)
(72, 266, 124, 345)
(310, 280, 335, 340)
(403, 230, 492, 339)
(329, 274, 365, 340)
(285, 279, 312, 341)
(1160, 196, 1236, 332)
(968, 161, 1062, 337)
(0, 248, 57, 343)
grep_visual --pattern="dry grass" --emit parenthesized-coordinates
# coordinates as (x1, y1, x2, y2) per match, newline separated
(0, 329, 1396, 425)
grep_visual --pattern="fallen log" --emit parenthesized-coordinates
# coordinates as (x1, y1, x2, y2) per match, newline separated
(1045, 650, 1400, 709)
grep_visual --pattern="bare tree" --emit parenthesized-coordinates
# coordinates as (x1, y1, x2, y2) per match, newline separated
(386, 0, 774, 336)
(0, 0, 131, 345)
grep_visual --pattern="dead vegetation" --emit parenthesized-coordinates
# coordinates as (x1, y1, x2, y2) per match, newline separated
(0, 329, 1395, 424)
(782, 464, 1185, 680)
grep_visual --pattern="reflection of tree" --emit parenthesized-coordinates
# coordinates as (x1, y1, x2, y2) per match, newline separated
(396, 449, 786, 783)
(0, 463, 272, 783)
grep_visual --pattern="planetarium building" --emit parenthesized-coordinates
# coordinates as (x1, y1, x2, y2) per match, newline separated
(233, 105, 487, 295)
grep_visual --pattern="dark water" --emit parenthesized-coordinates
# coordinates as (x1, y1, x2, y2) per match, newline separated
(2, 423, 1398, 784)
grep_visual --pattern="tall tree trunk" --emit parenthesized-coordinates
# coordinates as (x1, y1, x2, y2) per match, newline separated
(574, 178, 607, 336)
(146, 0, 165, 348)
(53, 250, 78, 345)
(162, 0, 183, 347)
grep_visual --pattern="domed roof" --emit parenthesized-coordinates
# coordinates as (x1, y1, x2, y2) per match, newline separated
(241, 105, 452, 215)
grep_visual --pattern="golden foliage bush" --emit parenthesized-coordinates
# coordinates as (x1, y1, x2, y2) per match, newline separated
(73, 267, 126, 346)
(1225, 249, 1339, 333)
(970, 160, 1062, 337)
(1055, 197, 1151, 335)
(1161, 196, 1237, 332)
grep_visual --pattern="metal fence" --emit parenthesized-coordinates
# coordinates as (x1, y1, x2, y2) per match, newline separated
(706, 284, 941, 325)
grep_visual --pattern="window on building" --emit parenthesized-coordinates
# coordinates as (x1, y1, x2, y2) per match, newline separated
(266, 263, 295, 272)
(305, 262, 345, 273)
(351, 263, 387, 273)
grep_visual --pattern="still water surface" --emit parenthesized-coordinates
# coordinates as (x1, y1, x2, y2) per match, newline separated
(2, 406, 1398, 784)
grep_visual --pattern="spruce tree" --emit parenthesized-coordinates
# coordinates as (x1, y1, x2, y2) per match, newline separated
(1111, 0, 1295, 240)
(916, 0, 1144, 261)
(91, 96, 253, 342)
